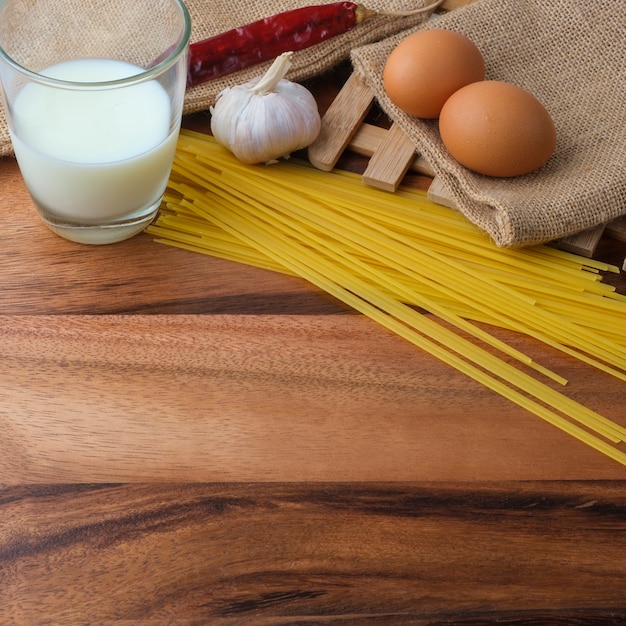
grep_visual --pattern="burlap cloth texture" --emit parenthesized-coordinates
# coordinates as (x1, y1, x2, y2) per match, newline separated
(352, 0, 626, 247)
(0, 0, 433, 157)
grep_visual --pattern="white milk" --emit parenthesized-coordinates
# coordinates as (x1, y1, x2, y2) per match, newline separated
(10, 58, 177, 223)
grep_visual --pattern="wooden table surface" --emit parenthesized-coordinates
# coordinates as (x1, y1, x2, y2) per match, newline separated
(2, 34, 626, 626)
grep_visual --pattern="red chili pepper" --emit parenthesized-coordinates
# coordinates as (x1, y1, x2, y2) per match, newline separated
(187, 2, 376, 87)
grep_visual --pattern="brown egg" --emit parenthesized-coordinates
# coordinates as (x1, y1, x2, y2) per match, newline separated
(383, 29, 485, 119)
(439, 80, 557, 177)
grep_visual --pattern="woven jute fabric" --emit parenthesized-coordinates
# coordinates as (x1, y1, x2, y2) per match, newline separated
(352, 0, 626, 247)
(0, 0, 433, 157)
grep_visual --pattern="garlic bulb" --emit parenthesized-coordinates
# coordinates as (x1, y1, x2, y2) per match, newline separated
(210, 52, 321, 164)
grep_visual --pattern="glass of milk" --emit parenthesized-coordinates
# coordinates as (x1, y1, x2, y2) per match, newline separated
(0, 0, 191, 244)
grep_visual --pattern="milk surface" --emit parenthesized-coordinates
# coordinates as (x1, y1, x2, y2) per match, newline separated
(10, 58, 176, 222)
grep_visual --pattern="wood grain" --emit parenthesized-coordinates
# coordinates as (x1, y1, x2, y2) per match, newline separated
(2, 482, 626, 623)
(1, 314, 625, 483)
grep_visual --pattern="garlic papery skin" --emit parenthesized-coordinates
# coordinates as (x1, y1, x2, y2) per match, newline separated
(210, 52, 321, 164)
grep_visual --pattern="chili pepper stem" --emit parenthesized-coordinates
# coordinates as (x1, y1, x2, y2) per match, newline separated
(251, 52, 293, 95)
(354, 4, 377, 23)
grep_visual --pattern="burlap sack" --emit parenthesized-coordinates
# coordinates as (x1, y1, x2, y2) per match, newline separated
(0, 0, 434, 157)
(352, 0, 626, 247)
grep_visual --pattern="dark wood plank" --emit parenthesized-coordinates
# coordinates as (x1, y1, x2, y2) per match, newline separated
(2, 482, 626, 623)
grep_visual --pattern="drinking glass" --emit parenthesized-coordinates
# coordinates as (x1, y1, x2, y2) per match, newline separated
(0, 0, 191, 244)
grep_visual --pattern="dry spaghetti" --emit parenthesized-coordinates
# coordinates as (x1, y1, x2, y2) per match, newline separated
(148, 129, 626, 466)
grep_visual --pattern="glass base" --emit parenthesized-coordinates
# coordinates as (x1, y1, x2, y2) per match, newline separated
(38, 203, 160, 245)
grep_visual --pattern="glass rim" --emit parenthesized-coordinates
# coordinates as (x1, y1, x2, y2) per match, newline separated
(0, 0, 192, 90)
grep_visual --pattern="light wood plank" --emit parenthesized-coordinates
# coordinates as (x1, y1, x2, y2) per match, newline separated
(1, 315, 624, 483)
(556, 224, 606, 258)
(307, 72, 374, 171)
(348, 122, 435, 177)
(362, 123, 417, 191)
(427, 175, 459, 208)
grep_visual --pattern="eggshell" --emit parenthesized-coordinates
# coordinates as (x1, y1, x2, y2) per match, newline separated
(438, 80, 557, 177)
(383, 29, 485, 119)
